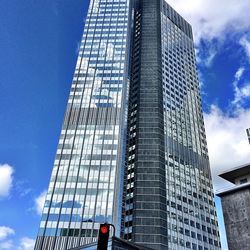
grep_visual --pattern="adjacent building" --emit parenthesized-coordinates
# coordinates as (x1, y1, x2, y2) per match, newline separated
(35, 1, 221, 249)
(217, 164, 250, 250)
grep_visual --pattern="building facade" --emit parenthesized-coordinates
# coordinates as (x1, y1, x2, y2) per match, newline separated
(35, 1, 221, 250)
(217, 164, 250, 250)
(122, 1, 221, 249)
(35, 0, 132, 248)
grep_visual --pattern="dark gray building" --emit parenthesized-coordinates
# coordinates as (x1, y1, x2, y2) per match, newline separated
(217, 164, 250, 250)
(122, 1, 221, 249)
(35, 0, 221, 250)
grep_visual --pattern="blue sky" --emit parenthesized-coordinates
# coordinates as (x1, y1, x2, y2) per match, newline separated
(0, 0, 250, 249)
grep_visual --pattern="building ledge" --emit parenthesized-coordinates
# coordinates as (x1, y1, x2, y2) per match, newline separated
(219, 163, 250, 184)
(216, 182, 250, 197)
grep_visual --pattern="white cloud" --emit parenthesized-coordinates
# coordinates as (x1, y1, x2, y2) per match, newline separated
(234, 84, 250, 106)
(239, 36, 250, 62)
(0, 240, 14, 250)
(0, 227, 35, 250)
(0, 227, 14, 241)
(234, 67, 245, 81)
(231, 67, 250, 108)
(196, 43, 218, 67)
(15, 181, 32, 198)
(35, 190, 47, 215)
(204, 106, 250, 190)
(18, 237, 35, 250)
(167, 0, 250, 43)
(204, 49, 217, 67)
(0, 164, 14, 198)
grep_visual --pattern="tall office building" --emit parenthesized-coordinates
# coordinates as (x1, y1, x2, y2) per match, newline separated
(35, 1, 221, 250)
(35, 0, 131, 248)
(121, 1, 221, 249)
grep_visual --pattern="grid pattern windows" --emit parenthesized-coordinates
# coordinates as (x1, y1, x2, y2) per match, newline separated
(162, 3, 221, 250)
(35, 0, 131, 249)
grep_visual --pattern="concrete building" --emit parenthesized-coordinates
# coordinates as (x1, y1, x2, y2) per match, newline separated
(35, 1, 221, 249)
(217, 164, 250, 250)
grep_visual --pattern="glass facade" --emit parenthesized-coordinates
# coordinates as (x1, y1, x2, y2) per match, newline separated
(162, 3, 221, 250)
(122, 1, 221, 250)
(35, 0, 131, 249)
(36, 1, 221, 250)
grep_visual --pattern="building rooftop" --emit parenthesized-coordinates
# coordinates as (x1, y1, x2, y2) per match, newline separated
(219, 163, 250, 184)
(216, 182, 250, 197)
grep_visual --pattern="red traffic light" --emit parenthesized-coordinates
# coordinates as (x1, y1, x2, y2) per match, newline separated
(98, 224, 110, 250)
(100, 224, 109, 234)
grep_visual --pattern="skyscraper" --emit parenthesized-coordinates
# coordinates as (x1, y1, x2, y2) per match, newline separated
(121, 1, 221, 249)
(35, 0, 131, 248)
(35, 1, 221, 250)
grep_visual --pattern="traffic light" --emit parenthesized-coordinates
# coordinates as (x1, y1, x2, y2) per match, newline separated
(97, 223, 110, 250)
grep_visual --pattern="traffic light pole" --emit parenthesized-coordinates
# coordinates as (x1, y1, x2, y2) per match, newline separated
(97, 223, 116, 250)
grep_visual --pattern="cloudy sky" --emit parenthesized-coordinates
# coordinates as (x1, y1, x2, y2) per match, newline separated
(0, 0, 250, 249)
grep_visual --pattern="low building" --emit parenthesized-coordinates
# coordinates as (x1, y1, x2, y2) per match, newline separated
(217, 163, 250, 250)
